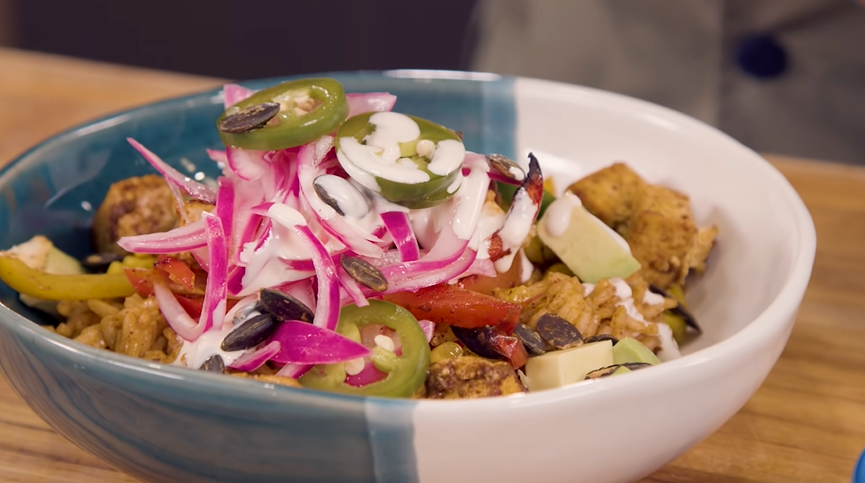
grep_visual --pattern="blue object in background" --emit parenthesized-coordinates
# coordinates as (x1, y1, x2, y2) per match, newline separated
(736, 34, 789, 79)
(854, 448, 865, 482)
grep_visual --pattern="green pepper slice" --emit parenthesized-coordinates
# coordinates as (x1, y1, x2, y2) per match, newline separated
(0, 256, 135, 301)
(217, 78, 349, 151)
(299, 300, 430, 398)
(335, 112, 463, 209)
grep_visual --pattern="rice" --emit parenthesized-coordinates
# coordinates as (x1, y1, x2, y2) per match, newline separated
(48, 294, 181, 363)
(495, 271, 678, 348)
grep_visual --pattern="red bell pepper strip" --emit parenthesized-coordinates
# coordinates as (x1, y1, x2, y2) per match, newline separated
(155, 255, 196, 292)
(383, 283, 521, 334)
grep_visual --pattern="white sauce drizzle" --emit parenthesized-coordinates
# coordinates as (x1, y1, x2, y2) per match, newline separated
(409, 206, 440, 250)
(518, 248, 534, 283)
(427, 139, 466, 176)
(452, 165, 490, 241)
(642, 289, 666, 306)
(336, 112, 465, 191)
(610, 278, 647, 323)
(237, 207, 322, 295)
(544, 191, 582, 238)
(655, 322, 682, 361)
(336, 147, 380, 192)
(474, 206, 506, 259)
(493, 252, 518, 274)
(603, 277, 682, 361)
(176, 318, 243, 370)
(610, 277, 633, 300)
(494, 189, 537, 273)
(366, 111, 421, 145)
(239, 253, 314, 296)
(447, 175, 463, 194)
(509, 166, 525, 181)
(368, 185, 409, 214)
(268, 201, 309, 227)
(542, 191, 631, 253)
(338, 137, 431, 184)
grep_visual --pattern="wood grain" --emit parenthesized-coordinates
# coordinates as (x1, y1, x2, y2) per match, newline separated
(1, 47, 863, 483)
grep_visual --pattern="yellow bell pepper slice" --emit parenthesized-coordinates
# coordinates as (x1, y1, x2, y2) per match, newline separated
(0, 255, 134, 301)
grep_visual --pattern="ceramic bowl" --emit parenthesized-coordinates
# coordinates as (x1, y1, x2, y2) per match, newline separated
(0, 71, 816, 483)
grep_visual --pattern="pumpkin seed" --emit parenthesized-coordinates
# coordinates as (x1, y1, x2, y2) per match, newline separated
(648, 284, 701, 332)
(536, 313, 583, 350)
(221, 313, 277, 352)
(340, 255, 388, 292)
(199, 354, 225, 373)
(512, 323, 546, 356)
(585, 334, 619, 345)
(313, 174, 372, 218)
(450, 326, 505, 361)
(259, 288, 314, 323)
(313, 175, 345, 216)
(585, 364, 621, 379)
(621, 362, 653, 371)
(232, 301, 264, 326)
(487, 154, 525, 182)
(218, 102, 280, 134)
(585, 362, 653, 380)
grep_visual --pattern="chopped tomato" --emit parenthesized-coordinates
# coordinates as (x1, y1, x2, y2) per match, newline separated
(486, 234, 509, 262)
(175, 294, 204, 319)
(488, 330, 529, 369)
(155, 255, 196, 292)
(124, 267, 239, 318)
(383, 283, 521, 333)
(457, 253, 523, 296)
(123, 266, 206, 297)
(123, 267, 170, 297)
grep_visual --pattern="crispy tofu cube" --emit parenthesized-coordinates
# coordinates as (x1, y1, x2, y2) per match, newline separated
(566, 162, 645, 228)
(624, 184, 698, 288)
(565, 163, 717, 289)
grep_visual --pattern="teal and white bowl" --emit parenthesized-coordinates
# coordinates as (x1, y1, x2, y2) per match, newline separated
(0, 71, 816, 483)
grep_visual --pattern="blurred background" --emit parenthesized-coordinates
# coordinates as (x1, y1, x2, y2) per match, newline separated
(0, 0, 479, 78)
(0, 0, 863, 164)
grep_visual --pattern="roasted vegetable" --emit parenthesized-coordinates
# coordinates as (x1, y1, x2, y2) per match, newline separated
(0, 255, 134, 301)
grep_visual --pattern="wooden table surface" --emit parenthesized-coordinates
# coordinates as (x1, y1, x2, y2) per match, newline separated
(1, 47, 864, 483)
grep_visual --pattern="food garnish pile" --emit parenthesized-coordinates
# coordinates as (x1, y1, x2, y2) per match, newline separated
(0, 79, 718, 399)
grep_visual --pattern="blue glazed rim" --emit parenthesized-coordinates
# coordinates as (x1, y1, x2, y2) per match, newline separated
(0, 69, 517, 407)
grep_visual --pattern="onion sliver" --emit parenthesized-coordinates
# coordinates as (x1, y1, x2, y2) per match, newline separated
(228, 341, 281, 372)
(381, 211, 419, 262)
(117, 218, 207, 254)
(127, 138, 216, 203)
(270, 320, 370, 365)
(223, 83, 254, 107)
(200, 212, 228, 332)
(346, 92, 397, 117)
